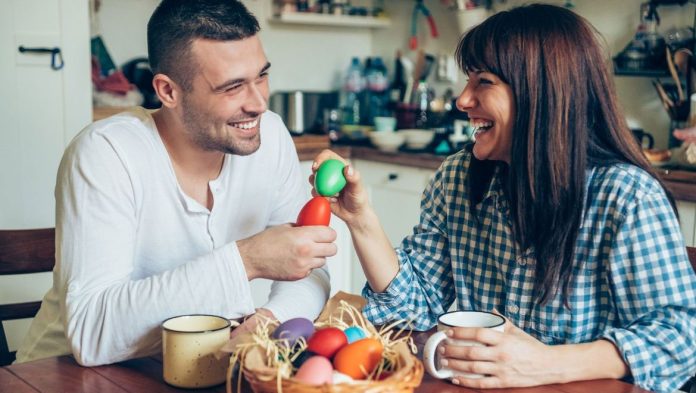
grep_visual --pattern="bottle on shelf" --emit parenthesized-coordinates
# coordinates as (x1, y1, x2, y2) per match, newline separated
(365, 56, 389, 125)
(342, 57, 365, 126)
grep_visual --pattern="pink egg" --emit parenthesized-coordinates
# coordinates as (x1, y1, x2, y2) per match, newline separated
(294, 356, 333, 386)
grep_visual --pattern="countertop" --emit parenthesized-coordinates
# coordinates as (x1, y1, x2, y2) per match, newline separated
(293, 137, 696, 202)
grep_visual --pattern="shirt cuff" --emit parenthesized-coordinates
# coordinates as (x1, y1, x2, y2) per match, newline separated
(261, 266, 330, 322)
(362, 248, 413, 306)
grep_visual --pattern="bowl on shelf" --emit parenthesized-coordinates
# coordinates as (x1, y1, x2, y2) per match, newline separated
(369, 131, 405, 152)
(400, 129, 434, 149)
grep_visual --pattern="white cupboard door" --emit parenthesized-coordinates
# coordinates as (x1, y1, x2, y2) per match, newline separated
(0, 0, 91, 229)
(0, 0, 91, 353)
(676, 201, 696, 248)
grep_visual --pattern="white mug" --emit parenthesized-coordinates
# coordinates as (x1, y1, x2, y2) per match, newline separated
(162, 314, 231, 388)
(423, 311, 505, 380)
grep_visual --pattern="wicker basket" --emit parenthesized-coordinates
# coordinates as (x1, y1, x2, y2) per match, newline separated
(222, 292, 423, 393)
(238, 341, 423, 393)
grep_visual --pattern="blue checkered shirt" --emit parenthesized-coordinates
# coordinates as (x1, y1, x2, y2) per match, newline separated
(362, 150, 696, 393)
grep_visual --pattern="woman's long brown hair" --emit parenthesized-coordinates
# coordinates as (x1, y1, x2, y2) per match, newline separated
(456, 4, 677, 305)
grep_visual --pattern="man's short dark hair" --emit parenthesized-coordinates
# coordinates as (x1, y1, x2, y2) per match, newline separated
(147, 0, 260, 91)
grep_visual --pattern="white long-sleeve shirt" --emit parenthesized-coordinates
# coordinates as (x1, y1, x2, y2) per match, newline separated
(15, 107, 330, 366)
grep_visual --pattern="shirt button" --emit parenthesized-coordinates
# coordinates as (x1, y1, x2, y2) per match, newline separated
(517, 256, 527, 266)
(508, 304, 519, 314)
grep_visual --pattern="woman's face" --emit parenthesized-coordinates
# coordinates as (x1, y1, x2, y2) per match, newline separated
(456, 70, 515, 163)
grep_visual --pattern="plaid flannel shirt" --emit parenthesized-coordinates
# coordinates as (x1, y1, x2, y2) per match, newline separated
(363, 150, 696, 393)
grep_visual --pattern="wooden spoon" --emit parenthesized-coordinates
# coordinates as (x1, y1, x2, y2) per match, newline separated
(666, 47, 685, 101)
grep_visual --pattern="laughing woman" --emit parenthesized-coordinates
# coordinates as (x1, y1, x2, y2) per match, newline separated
(311, 4, 696, 393)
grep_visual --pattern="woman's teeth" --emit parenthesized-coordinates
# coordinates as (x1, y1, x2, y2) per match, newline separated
(231, 118, 259, 130)
(472, 120, 494, 139)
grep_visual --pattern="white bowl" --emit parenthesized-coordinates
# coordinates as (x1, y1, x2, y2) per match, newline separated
(400, 129, 434, 149)
(369, 131, 405, 152)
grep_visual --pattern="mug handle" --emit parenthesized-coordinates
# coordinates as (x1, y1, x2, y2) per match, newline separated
(423, 331, 454, 379)
(644, 133, 654, 149)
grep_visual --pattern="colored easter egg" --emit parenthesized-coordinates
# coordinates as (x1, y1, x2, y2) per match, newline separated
(343, 326, 366, 344)
(291, 350, 317, 369)
(331, 370, 354, 384)
(296, 196, 331, 226)
(294, 356, 333, 386)
(307, 327, 348, 359)
(272, 318, 315, 346)
(315, 159, 347, 196)
(333, 338, 383, 380)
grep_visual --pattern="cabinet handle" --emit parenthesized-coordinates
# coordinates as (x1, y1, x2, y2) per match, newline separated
(388, 173, 398, 181)
(17, 46, 64, 70)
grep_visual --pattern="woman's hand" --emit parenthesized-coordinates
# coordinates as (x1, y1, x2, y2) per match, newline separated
(440, 318, 565, 388)
(310, 149, 371, 227)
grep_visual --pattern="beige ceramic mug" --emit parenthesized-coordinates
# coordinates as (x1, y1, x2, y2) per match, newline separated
(423, 310, 505, 380)
(162, 314, 231, 388)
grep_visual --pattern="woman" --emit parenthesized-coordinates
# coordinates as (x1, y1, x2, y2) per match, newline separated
(311, 4, 696, 393)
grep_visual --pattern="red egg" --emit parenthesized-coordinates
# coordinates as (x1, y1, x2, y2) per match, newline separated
(296, 196, 331, 226)
(294, 356, 333, 385)
(333, 338, 383, 380)
(307, 327, 348, 359)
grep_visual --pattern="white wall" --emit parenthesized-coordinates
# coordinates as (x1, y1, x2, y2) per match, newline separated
(97, 0, 374, 92)
(98, 0, 696, 148)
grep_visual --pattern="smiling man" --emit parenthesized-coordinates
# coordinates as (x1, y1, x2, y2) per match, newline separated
(15, 0, 335, 366)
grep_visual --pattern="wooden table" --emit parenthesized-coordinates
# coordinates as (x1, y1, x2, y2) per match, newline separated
(1, 330, 653, 393)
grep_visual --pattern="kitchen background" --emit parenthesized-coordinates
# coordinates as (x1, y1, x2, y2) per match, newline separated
(2, 0, 696, 355)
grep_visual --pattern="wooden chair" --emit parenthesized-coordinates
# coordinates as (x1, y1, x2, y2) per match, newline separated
(0, 228, 55, 366)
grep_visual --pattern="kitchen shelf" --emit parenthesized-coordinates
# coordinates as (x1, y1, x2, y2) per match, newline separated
(269, 12, 391, 29)
(613, 61, 671, 77)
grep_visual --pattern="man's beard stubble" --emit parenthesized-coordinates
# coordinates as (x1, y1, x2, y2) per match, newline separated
(180, 95, 262, 156)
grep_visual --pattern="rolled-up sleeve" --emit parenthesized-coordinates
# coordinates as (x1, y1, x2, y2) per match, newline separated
(602, 191, 696, 393)
(362, 169, 456, 330)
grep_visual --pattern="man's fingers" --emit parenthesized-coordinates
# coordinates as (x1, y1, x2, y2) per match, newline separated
(301, 226, 337, 242)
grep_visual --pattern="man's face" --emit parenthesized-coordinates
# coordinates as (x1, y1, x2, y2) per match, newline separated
(180, 35, 270, 156)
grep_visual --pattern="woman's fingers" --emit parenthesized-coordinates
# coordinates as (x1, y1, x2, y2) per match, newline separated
(448, 327, 504, 345)
(442, 343, 498, 361)
(311, 149, 348, 171)
(441, 358, 497, 376)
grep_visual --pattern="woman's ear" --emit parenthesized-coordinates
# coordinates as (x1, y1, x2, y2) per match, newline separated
(152, 73, 180, 109)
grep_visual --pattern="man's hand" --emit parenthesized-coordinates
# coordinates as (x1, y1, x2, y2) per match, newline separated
(230, 308, 277, 341)
(237, 224, 337, 281)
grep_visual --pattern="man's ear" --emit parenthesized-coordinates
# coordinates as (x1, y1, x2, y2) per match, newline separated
(152, 73, 181, 108)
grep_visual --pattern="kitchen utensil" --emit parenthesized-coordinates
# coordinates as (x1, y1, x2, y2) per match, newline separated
(269, 91, 339, 134)
(666, 47, 685, 101)
(409, 0, 439, 50)
(653, 79, 675, 112)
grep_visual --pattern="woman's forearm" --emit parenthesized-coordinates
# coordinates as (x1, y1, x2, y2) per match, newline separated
(549, 339, 629, 383)
(348, 208, 400, 293)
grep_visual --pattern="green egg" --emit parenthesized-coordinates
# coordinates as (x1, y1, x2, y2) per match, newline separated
(315, 159, 347, 196)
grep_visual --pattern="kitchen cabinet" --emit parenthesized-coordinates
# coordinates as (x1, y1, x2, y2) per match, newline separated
(677, 201, 696, 247)
(349, 159, 435, 294)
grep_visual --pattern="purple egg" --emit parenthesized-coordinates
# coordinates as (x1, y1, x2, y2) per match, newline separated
(272, 317, 315, 346)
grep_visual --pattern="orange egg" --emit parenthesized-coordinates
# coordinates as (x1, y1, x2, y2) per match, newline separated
(332, 338, 383, 379)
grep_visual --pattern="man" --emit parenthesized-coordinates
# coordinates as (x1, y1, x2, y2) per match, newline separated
(15, 0, 335, 366)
